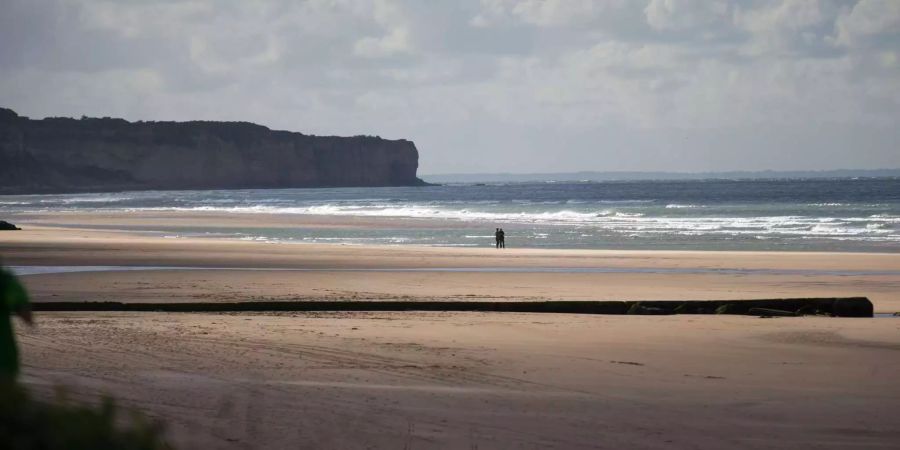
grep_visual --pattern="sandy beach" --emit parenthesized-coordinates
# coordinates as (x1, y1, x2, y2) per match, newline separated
(2, 212, 900, 448)
(18, 312, 900, 449)
(5, 1, 900, 447)
(2, 211, 900, 311)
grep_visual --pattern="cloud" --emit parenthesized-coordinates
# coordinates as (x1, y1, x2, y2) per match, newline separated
(834, 0, 900, 48)
(509, 0, 602, 27)
(644, 0, 730, 32)
(0, 0, 897, 173)
(354, 28, 412, 57)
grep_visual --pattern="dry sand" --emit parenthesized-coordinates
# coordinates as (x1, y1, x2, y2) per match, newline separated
(2, 213, 900, 448)
(18, 312, 900, 449)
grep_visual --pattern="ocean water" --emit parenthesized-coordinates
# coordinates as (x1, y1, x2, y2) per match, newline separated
(2, 178, 899, 251)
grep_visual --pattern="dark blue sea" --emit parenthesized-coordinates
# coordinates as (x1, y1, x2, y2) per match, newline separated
(2, 178, 899, 251)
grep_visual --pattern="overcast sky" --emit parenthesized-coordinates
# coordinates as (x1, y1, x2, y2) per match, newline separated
(1, 0, 898, 174)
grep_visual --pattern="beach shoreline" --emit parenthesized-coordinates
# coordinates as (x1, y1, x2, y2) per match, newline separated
(0, 216, 898, 312)
(4, 211, 900, 448)
(4, 186, 899, 252)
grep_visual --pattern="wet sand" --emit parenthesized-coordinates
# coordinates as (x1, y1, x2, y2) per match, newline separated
(1, 220, 899, 311)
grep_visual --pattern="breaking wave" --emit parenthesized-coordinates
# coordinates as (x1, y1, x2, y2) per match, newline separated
(2, 179, 899, 249)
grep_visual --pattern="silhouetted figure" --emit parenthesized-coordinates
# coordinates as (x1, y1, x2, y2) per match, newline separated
(1, 267, 33, 383)
(495, 228, 501, 249)
(499, 228, 506, 248)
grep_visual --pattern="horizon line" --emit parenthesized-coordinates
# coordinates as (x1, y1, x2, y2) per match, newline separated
(421, 168, 900, 177)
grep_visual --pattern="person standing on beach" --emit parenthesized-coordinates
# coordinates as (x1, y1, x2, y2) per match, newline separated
(495, 228, 501, 248)
(499, 228, 506, 248)
(0, 267, 33, 383)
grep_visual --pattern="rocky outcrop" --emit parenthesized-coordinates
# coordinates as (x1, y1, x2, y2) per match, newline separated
(0, 108, 425, 194)
(0, 220, 21, 230)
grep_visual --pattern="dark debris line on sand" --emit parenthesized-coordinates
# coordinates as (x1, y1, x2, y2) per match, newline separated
(31, 298, 874, 317)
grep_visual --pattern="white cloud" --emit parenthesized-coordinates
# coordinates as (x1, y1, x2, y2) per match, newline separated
(354, 28, 412, 57)
(735, 0, 840, 56)
(644, 0, 730, 31)
(834, 0, 900, 48)
(510, 0, 600, 26)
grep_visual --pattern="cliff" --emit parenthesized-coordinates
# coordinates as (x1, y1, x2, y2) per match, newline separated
(0, 107, 425, 194)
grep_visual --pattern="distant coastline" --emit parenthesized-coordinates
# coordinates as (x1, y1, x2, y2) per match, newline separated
(0, 107, 425, 195)
(422, 169, 900, 184)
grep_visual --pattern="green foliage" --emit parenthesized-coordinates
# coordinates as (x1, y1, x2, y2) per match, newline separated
(0, 383, 171, 450)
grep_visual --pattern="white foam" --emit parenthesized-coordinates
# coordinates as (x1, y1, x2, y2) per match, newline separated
(52, 195, 135, 204)
(665, 204, 701, 209)
(4, 189, 898, 244)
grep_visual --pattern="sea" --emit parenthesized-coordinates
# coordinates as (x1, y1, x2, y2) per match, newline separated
(2, 178, 899, 252)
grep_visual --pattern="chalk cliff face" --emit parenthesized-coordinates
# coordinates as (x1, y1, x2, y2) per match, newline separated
(0, 108, 424, 194)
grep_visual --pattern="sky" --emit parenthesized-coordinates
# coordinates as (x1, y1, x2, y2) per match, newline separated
(1, 0, 898, 174)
